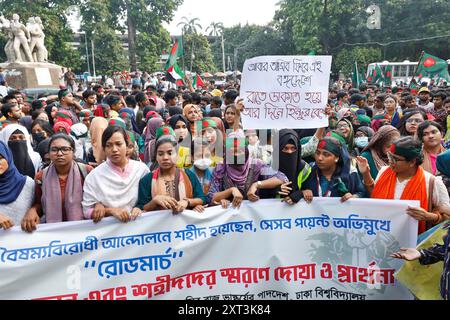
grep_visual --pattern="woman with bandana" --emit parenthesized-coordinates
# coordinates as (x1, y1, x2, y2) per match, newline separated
(207, 131, 288, 208)
(358, 136, 449, 235)
(302, 136, 367, 203)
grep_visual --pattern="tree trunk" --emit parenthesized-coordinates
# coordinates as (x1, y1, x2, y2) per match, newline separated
(126, 2, 137, 72)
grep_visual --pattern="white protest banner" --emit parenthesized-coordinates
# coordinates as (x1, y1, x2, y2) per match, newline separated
(240, 55, 332, 129)
(0, 198, 417, 300)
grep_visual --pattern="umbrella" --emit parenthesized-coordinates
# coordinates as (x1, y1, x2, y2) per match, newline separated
(202, 72, 213, 78)
(215, 72, 226, 77)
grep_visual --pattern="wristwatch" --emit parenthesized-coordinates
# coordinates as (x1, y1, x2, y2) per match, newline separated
(256, 181, 262, 189)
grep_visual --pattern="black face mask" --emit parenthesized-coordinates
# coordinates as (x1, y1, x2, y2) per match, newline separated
(8, 140, 35, 179)
(32, 132, 46, 146)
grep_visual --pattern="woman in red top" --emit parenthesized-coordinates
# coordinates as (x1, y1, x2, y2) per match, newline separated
(21, 134, 93, 232)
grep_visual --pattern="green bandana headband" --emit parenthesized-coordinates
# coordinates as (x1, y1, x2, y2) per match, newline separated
(390, 143, 422, 161)
(197, 118, 217, 131)
(108, 118, 126, 130)
(225, 137, 247, 148)
(156, 126, 176, 140)
(318, 137, 342, 157)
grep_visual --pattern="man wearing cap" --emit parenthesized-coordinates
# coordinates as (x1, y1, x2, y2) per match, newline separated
(58, 89, 81, 124)
(417, 87, 434, 112)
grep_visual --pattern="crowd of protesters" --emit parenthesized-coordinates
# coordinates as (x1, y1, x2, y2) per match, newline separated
(0, 74, 450, 299)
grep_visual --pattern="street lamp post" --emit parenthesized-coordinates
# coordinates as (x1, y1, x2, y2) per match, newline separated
(80, 31, 91, 76)
(91, 37, 96, 79)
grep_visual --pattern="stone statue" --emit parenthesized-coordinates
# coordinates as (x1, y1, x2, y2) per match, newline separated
(27, 16, 48, 62)
(10, 14, 34, 62)
(0, 16, 15, 62)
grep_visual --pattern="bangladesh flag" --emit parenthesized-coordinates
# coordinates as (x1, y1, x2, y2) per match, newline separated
(415, 52, 450, 81)
(367, 64, 383, 84)
(164, 36, 184, 70)
(193, 74, 205, 88)
(351, 61, 364, 88)
(383, 65, 393, 87)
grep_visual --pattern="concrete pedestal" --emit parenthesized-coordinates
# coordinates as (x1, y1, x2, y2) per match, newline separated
(0, 62, 63, 90)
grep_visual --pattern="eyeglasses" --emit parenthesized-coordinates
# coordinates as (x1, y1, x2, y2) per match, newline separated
(387, 152, 406, 164)
(406, 118, 424, 124)
(337, 124, 350, 129)
(50, 147, 73, 155)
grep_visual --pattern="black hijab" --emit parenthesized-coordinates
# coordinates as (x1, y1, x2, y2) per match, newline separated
(8, 130, 36, 179)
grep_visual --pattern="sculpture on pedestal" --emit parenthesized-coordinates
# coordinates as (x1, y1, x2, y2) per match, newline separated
(0, 14, 49, 63)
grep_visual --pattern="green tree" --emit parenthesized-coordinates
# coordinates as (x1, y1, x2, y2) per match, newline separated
(108, 0, 183, 71)
(136, 27, 171, 73)
(0, 0, 82, 70)
(206, 22, 224, 37)
(177, 16, 203, 35)
(334, 47, 382, 77)
(183, 33, 216, 74)
(79, 0, 128, 75)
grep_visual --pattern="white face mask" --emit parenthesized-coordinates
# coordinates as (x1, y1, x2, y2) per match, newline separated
(194, 158, 212, 171)
(355, 136, 369, 148)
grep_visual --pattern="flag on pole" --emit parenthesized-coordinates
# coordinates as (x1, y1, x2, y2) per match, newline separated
(351, 61, 363, 88)
(367, 64, 383, 84)
(167, 63, 185, 84)
(383, 65, 393, 87)
(193, 74, 205, 88)
(415, 52, 450, 82)
(164, 37, 184, 70)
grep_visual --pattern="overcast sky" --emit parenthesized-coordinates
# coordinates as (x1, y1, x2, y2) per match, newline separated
(67, 0, 280, 34)
(165, 0, 280, 35)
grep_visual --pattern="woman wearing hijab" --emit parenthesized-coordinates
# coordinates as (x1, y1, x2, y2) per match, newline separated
(21, 134, 93, 232)
(44, 103, 58, 126)
(53, 121, 72, 135)
(144, 117, 165, 164)
(0, 141, 35, 230)
(0, 124, 41, 178)
(358, 136, 449, 236)
(354, 126, 374, 155)
(302, 136, 367, 203)
(275, 130, 312, 205)
(137, 135, 206, 213)
(89, 117, 108, 165)
(207, 131, 288, 208)
(371, 113, 391, 132)
(183, 104, 201, 137)
(360, 125, 400, 180)
(119, 107, 140, 134)
(335, 118, 355, 152)
(37, 138, 51, 169)
(82, 126, 150, 223)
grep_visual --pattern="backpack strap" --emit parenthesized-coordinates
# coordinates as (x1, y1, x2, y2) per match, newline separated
(76, 162, 89, 180)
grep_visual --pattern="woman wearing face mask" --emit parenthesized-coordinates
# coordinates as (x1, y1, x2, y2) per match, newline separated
(0, 124, 41, 178)
(21, 134, 93, 232)
(360, 125, 400, 180)
(354, 126, 374, 155)
(137, 135, 206, 213)
(207, 131, 288, 208)
(275, 130, 312, 205)
(302, 137, 367, 203)
(189, 138, 214, 195)
(0, 141, 35, 230)
(82, 126, 150, 223)
(397, 109, 427, 137)
(31, 119, 53, 150)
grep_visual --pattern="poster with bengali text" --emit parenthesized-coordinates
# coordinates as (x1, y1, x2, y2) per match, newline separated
(240, 55, 332, 129)
(0, 198, 417, 300)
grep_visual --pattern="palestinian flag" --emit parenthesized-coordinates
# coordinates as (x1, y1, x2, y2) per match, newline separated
(367, 64, 383, 84)
(167, 63, 185, 81)
(383, 65, 393, 87)
(164, 36, 184, 70)
(415, 52, 450, 81)
(193, 74, 205, 88)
